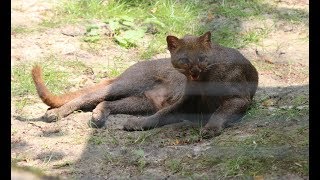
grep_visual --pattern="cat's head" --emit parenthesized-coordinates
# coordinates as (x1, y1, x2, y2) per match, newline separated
(166, 31, 213, 81)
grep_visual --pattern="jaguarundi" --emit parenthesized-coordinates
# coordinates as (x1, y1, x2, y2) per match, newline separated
(32, 31, 258, 136)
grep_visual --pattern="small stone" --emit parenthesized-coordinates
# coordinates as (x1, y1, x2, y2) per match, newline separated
(296, 105, 308, 110)
(268, 107, 277, 111)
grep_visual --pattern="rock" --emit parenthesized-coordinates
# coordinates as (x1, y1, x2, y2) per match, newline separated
(61, 25, 86, 37)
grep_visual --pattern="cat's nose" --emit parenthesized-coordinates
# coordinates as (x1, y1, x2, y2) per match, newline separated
(190, 66, 201, 74)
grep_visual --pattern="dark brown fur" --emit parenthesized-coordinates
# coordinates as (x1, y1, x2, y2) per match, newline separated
(32, 31, 258, 135)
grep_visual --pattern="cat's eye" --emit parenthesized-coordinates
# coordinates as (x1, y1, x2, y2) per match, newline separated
(198, 56, 206, 62)
(179, 58, 189, 63)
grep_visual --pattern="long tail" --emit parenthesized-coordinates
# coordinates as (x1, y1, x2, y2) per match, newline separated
(31, 65, 116, 108)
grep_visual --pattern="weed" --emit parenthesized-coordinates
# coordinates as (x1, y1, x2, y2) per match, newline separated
(88, 135, 104, 145)
(224, 155, 273, 177)
(59, 0, 202, 58)
(14, 97, 36, 112)
(83, 25, 102, 43)
(166, 159, 183, 173)
(275, 8, 309, 25)
(11, 26, 34, 34)
(106, 129, 120, 145)
(132, 149, 147, 173)
(39, 19, 62, 29)
(11, 61, 69, 97)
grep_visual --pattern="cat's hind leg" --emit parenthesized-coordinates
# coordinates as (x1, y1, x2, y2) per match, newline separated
(41, 75, 157, 122)
(89, 96, 157, 128)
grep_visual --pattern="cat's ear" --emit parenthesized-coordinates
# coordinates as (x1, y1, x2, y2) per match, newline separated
(200, 31, 212, 47)
(166, 35, 180, 52)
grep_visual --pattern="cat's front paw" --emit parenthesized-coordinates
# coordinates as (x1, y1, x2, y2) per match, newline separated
(201, 122, 223, 138)
(42, 109, 60, 122)
(123, 117, 148, 131)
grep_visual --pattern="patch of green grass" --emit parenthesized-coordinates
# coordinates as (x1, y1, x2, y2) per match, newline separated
(58, 0, 203, 58)
(127, 129, 161, 145)
(14, 97, 37, 112)
(63, 60, 90, 73)
(39, 19, 63, 29)
(175, 145, 308, 177)
(11, 57, 71, 97)
(165, 159, 183, 173)
(88, 135, 104, 145)
(242, 129, 296, 146)
(275, 8, 309, 25)
(223, 153, 308, 177)
(28, 0, 307, 60)
(79, 41, 105, 54)
(132, 149, 147, 173)
(11, 55, 95, 113)
(105, 67, 122, 77)
(212, 0, 265, 19)
(201, 18, 271, 49)
(139, 34, 165, 59)
(102, 149, 149, 173)
(11, 26, 35, 34)
(224, 155, 269, 177)
(243, 97, 309, 123)
(293, 94, 309, 106)
(200, 0, 308, 48)
(95, 56, 132, 78)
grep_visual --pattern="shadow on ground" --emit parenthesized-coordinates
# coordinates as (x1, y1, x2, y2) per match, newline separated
(12, 84, 308, 179)
(67, 84, 308, 179)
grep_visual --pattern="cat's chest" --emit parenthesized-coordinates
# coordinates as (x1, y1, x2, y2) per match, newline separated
(185, 93, 219, 113)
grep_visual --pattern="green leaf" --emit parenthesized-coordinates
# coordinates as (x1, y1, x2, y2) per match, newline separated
(86, 28, 100, 36)
(114, 36, 129, 47)
(107, 19, 121, 31)
(122, 29, 145, 42)
(114, 28, 146, 48)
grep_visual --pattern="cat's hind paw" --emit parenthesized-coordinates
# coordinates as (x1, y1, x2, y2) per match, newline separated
(88, 109, 109, 128)
(123, 117, 149, 131)
(41, 109, 60, 122)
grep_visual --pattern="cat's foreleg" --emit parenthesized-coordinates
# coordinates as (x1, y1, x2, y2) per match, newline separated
(203, 97, 250, 136)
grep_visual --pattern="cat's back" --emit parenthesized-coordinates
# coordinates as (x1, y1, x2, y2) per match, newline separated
(119, 58, 184, 81)
(212, 43, 257, 75)
(210, 43, 258, 97)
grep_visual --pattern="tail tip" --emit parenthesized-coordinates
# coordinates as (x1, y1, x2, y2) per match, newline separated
(32, 65, 42, 77)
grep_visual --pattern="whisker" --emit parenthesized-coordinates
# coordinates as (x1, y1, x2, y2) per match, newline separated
(204, 63, 217, 71)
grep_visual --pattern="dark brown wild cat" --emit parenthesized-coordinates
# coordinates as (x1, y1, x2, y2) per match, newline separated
(32, 31, 258, 136)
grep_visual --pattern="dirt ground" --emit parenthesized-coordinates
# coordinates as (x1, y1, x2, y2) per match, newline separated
(11, 0, 309, 179)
